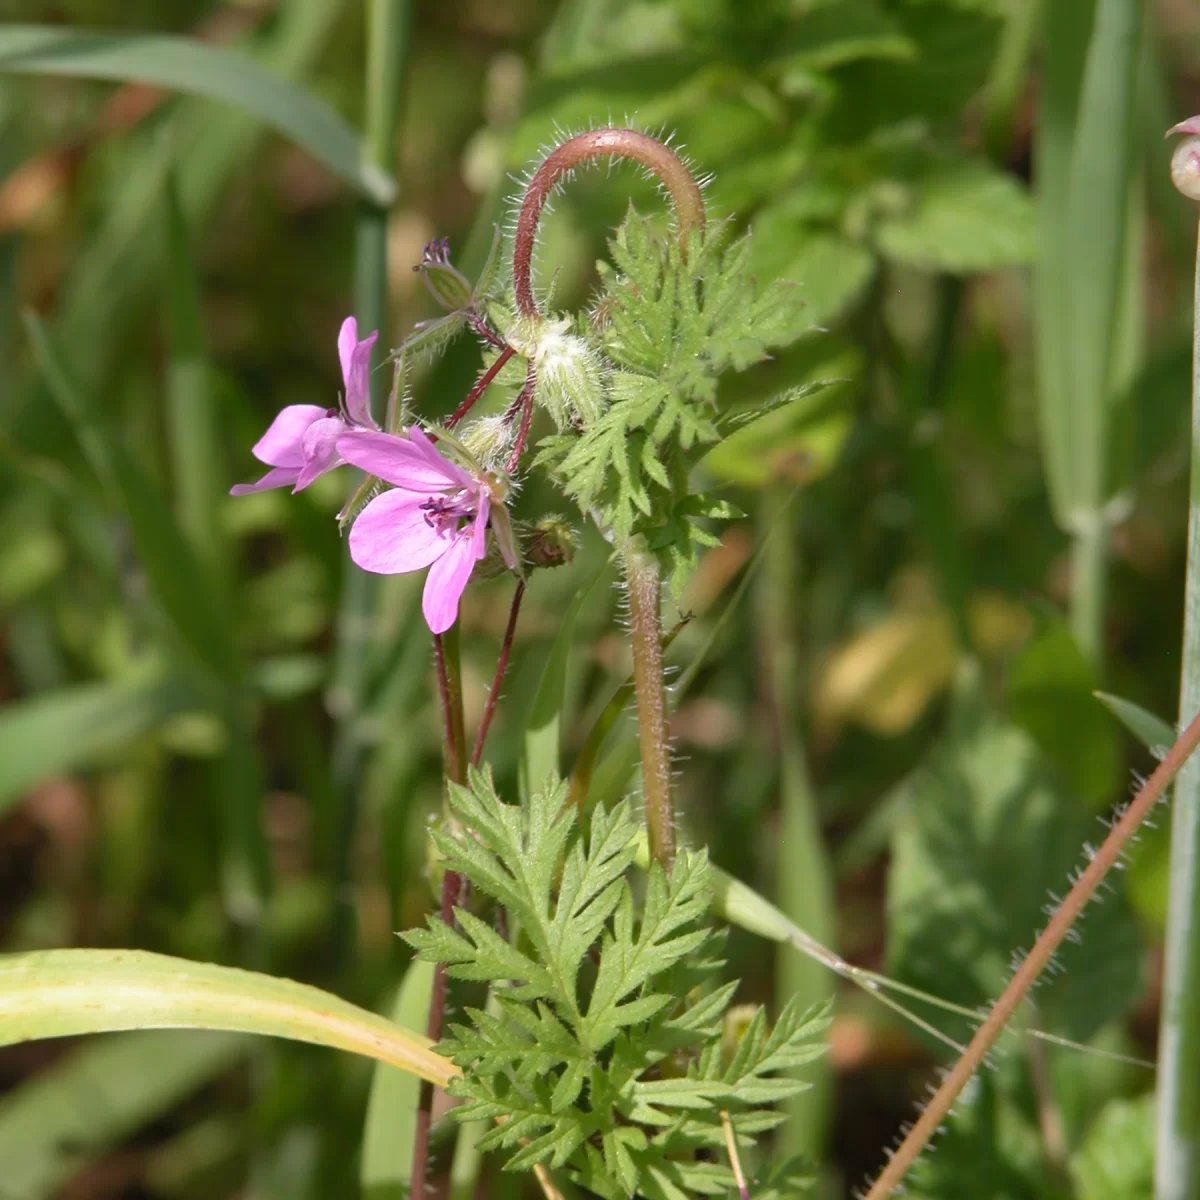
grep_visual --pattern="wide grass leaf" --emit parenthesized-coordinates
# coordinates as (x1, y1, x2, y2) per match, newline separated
(0, 949, 454, 1087)
(0, 24, 392, 204)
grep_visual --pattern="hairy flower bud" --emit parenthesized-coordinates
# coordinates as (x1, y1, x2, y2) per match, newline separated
(459, 415, 514, 468)
(507, 314, 605, 428)
(414, 237, 474, 311)
(1168, 118, 1200, 202)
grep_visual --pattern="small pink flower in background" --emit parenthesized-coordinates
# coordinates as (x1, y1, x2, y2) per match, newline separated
(337, 426, 509, 634)
(230, 317, 379, 495)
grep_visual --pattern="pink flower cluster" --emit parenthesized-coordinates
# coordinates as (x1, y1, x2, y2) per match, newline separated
(232, 317, 509, 633)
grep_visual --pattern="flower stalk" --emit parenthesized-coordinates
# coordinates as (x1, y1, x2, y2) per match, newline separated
(511, 127, 706, 319)
(623, 542, 675, 868)
(865, 707, 1200, 1199)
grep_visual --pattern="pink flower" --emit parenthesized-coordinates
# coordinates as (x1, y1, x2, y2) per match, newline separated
(337, 426, 505, 634)
(230, 317, 379, 495)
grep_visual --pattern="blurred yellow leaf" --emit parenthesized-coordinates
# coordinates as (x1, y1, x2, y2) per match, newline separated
(814, 592, 1031, 736)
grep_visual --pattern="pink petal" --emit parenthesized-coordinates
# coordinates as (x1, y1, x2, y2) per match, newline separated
(251, 405, 329, 468)
(338, 317, 380, 426)
(1168, 117, 1200, 138)
(347, 489, 453, 575)
(471, 495, 490, 559)
(337, 429, 468, 491)
(295, 416, 347, 491)
(230, 465, 301, 495)
(422, 530, 478, 633)
(407, 425, 474, 488)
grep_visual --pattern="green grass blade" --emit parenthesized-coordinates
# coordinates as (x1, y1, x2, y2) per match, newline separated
(1094, 690, 1175, 753)
(0, 24, 392, 204)
(361, 959, 434, 1200)
(9, 0, 349, 471)
(1062, 0, 1142, 661)
(759, 488, 835, 1161)
(0, 949, 454, 1087)
(1033, 0, 1093, 528)
(24, 311, 239, 682)
(163, 165, 226, 588)
(521, 567, 604, 799)
(1156, 216, 1200, 1200)
(0, 664, 197, 818)
(328, 0, 412, 967)
(0, 1030, 245, 1200)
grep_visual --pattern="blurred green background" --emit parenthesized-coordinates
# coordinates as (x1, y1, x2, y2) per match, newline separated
(0, 0, 1196, 1196)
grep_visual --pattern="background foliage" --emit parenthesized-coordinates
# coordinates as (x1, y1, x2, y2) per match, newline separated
(0, 0, 1197, 1196)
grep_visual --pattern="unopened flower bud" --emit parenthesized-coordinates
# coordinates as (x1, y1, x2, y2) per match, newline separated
(507, 314, 605, 428)
(1168, 118, 1200, 202)
(460, 415, 514, 468)
(414, 237, 473, 311)
(523, 516, 578, 569)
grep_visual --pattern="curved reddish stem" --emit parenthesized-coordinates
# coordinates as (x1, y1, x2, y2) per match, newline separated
(512, 129, 706, 319)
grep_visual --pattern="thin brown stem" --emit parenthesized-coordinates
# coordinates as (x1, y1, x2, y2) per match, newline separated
(623, 542, 675, 867)
(472, 580, 526, 768)
(864, 707, 1200, 1199)
(721, 1111, 751, 1200)
(445, 343, 516, 430)
(410, 866, 464, 1192)
(412, 630, 470, 1195)
(511, 128, 706, 319)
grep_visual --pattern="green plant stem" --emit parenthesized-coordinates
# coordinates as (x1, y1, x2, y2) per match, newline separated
(760, 488, 834, 1162)
(622, 542, 675, 868)
(1070, 516, 1108, 665)
(1156, 217, 1200, 1200)
(328, 0, 410, 963)
(865, 706, 1200, 1199)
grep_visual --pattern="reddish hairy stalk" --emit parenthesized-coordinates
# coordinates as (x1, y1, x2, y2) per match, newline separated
(445, 343, 516, 430)
(432, 633, 465, 785)
(472, 580, 526, 767)
(511, 128, 706, 319)
(413, 632, 469, 1194)
(411, 866, 464, 1191)
(505, 364, 538, 473)
(469, 311, 507, 349)
(864, 708, 1200, 1199)
(624, 545, 675, 867)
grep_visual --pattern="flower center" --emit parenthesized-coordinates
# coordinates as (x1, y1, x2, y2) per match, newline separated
(420, 492, 475, 536)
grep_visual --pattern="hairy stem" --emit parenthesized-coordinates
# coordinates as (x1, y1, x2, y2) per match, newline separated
(504, 363, 538, 473)
(433, 630, 467, 787)
(865, 707, 1200, 1199)
(511, 128, 706, 319)
(623, 542, 675, 868)
(472, 581, 525, 768)
(446, 343, 515, 429)
(413, 627, 469, 1193)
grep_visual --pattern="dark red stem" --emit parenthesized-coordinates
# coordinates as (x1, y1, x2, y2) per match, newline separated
(469, 310, 507, 350)
(511, 128, 706, 319)
(410, 867, 464, 1192)
(431, 633, 464, 784)
(445, 343, 516, 430)
(472, 580, 526, 768)
(504, 364, 538, 473)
